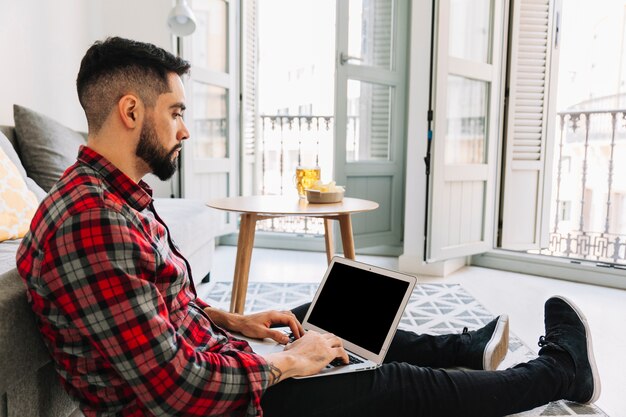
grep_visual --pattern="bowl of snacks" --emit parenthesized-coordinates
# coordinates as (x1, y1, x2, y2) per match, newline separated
(305, 181, 345, 203)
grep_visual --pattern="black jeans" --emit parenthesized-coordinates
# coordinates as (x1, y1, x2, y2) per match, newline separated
(260, 303, 572, 417)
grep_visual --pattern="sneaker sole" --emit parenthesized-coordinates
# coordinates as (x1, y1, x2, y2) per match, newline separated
(483, 314, 509, 371)
(553, 295, 601, 403)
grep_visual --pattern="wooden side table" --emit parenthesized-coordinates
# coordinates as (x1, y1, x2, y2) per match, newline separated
(207, 196, 379, 313)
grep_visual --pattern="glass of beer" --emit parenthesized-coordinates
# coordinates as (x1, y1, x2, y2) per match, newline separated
(294, 166, 321, 198)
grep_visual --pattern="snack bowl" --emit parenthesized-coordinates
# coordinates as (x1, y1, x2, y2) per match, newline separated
(305, 188, 345, 204)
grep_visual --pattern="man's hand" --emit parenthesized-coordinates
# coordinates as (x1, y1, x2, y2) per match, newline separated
(204, 307, 304, 344)
(263, 330, 349, 385)
(203, 307, 348, 385)
(236, 310, 304, 344)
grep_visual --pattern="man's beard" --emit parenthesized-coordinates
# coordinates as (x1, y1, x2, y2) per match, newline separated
(136, 117, 181, 181)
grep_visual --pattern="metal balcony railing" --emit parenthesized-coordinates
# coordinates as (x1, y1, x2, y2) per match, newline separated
(253, 111, 626, 265)
(538, 110, 626, 265)
(256, 115, 335, 235)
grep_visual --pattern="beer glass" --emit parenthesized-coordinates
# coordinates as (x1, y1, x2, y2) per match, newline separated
(294, 166, 321, 198)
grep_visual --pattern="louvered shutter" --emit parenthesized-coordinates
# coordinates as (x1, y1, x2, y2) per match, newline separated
(500, 0, 560, 249)
(241, 0, 258, 196)
(369, 0, 392, 159)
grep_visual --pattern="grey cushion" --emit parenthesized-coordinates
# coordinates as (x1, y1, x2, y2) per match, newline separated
(13, 105, 86, 192)
(0, 129, 47, 201)
(0, 126, 18, 149)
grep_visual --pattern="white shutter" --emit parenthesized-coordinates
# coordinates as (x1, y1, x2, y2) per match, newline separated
(241, 0, 258, 196)
(369, 0, 392, 160)
(500, 0, 560, 250)
(426, 0, 507, 262)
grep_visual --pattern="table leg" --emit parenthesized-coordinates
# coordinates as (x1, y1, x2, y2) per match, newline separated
(230, 213, 258, 314)
(338, 214, 356, 259)
(323, 218, 335, 264)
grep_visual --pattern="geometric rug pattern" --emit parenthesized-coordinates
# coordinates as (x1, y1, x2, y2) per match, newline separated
(201, 282, 608, 416)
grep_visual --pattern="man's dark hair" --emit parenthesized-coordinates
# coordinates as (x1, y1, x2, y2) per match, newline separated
(76, 37, 191, 132)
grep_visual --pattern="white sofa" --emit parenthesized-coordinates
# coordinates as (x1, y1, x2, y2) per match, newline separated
(0, 105, 215, 417)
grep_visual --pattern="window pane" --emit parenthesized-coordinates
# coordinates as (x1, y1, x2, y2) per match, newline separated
(449, 0, 491, 63)
(348, 0, 394, 69)
(445, 75, 488, 164)
(536, 0, 626, 265)
(193, 82, 228, 158)
(192, 0, 228, 73)
(346, 80, 393, 161)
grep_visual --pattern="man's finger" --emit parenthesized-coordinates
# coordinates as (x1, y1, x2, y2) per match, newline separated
(265, 329, 290, 344)
(335, 347, 349, 364)
(269, 311, 304, 339)
(287, 316, 304, 339)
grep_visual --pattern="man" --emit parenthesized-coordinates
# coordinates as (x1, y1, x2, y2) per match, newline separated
(17, 37, 600, 417)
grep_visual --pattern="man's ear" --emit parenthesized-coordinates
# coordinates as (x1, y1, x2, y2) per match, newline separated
(117, 94, 142, 129)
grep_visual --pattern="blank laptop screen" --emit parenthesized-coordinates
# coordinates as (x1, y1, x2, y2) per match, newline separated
(307, 261, 410, 353)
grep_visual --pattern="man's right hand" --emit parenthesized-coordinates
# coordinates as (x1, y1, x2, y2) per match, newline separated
(262, 330, 349, 385)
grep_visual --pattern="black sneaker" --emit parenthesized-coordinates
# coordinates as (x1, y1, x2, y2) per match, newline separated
(539, 296, 601, 404)
(459, 315, 509, 371)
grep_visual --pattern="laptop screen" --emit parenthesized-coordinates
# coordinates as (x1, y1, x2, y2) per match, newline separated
(306, 261, 411, 354)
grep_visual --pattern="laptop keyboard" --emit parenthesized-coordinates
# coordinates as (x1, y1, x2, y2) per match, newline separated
(328, 353, 364, 367)
(284, 331, 364, 368)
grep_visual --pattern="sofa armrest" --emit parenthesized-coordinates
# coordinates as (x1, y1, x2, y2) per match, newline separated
(0, 269, 80, 417)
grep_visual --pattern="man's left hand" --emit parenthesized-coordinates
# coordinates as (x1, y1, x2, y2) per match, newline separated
(236, 310, 304, 344)
(204, 307, 304, 344)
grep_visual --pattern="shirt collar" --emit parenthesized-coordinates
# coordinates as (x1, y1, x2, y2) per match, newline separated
(77, 145, 153, 211)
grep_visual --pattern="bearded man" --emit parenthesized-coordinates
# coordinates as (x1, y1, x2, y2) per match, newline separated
(16, 37, 600, 417)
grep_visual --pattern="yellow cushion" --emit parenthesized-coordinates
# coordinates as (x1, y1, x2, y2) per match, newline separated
(0, 146, 38, 241)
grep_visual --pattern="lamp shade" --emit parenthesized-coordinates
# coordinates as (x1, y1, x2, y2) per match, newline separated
(167, 0, 197, 37)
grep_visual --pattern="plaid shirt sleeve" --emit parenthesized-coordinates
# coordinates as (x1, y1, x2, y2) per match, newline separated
(39, 207, 270, 416)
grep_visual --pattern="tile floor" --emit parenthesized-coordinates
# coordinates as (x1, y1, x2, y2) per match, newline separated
(200, 245, 626, 417)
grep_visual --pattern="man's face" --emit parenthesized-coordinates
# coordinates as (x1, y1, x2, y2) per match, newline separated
(135, 73, 189, 180)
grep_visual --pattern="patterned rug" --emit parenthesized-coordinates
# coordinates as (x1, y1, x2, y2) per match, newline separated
(201, 282, 608, 416)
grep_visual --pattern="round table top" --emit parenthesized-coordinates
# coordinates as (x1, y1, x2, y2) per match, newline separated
(207, 195, 379, 216)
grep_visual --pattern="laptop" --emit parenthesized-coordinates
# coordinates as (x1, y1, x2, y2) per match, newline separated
(239, 256, 417, 378)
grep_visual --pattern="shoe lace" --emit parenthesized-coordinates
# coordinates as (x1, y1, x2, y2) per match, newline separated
(538, 335, 547, 347)
(461, 327, 472, 341)
(538, 334, 565, 352)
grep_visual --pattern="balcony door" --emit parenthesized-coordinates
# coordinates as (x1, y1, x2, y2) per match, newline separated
(333, 0, 409, 253)
(240, 0, 408, 254)
(182, 0, 238, 236)
(426, 0, 507, 261)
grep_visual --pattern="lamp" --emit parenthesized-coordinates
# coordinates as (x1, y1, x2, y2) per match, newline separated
(167, 0, 197, 37)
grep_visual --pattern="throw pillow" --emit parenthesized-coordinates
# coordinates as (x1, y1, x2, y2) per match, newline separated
(0, 146, 38, 242)
(13, 104, 86, 191)
(0, 130, 47, 202)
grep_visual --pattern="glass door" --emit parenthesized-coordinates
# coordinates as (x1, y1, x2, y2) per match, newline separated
(183, 0, 238, 235)
(427, 0, 506, 261)
(333, 0, 409, 254)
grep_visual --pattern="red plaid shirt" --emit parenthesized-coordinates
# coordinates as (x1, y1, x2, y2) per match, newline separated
(17, 146, 270, 417)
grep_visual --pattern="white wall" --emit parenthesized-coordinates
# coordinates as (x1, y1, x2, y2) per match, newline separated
(0, 0, 91, 129)
(0, 0, 176, 196)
